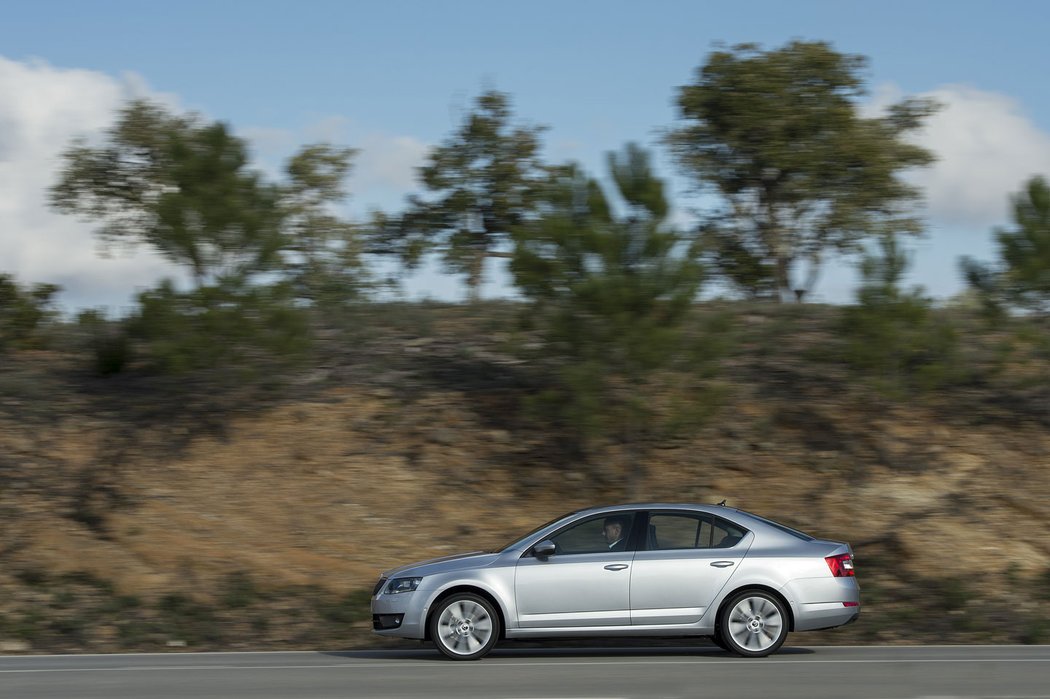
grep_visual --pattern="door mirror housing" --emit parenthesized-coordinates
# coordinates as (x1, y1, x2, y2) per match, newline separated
(533, 540, 556, 558)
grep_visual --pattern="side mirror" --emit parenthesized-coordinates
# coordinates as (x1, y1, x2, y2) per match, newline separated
(533, 540, 556, 558)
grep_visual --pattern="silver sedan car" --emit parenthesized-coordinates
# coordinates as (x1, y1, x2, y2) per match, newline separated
(371, 503, 859, 659)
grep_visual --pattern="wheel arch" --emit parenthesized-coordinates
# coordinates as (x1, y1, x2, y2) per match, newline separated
(424, 585, 508, 641)
(715, 584, 795, 633)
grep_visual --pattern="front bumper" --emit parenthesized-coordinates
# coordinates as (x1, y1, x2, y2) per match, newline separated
(372, 613, 405, 631)
(371, 589, 428, 639)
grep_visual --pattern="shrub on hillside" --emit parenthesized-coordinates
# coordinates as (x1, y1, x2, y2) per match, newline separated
(841, 236, 961, 394)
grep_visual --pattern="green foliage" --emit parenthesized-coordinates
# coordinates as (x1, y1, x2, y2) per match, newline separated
(511, 144, 716, 489)
(221, 571, 259, 609)
(49, 100, 334, 372)
(962, 175, 1050, 315)
(841, 236, 959, 393)
(1038, 568, 1050, 601)
(156, 593, 223, 645)
(77, 309, 133, 375)
(377, 90, 551, 299)
(667, 40, 938, 300)
(128, 279, 309, 373)
(315, 589, 372, 624)
(15, 568, 50, 587)
(0, 273, 61, 350)
(51, 101, 286, 285)
(282, 144, 370, 317)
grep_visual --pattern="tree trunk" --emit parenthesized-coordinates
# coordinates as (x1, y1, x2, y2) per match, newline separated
(794, 253, 823, 303)
(775, 255, 792, 303)
(466, 250, 485, 303)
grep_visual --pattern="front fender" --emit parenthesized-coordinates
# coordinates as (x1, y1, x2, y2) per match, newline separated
(418, 570, 517, 636)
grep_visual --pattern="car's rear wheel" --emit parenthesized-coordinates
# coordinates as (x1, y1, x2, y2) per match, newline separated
(718, 590, 788, 658)
(429, 593, 499, 660)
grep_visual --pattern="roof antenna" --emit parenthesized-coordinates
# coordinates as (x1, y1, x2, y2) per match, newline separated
(717, 499, 727, 507)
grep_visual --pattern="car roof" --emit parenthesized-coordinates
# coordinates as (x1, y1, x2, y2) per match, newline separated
(576, 502, 736, 515)
(571, 503, 812, 536)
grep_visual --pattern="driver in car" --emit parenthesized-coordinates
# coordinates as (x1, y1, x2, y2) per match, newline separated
(603, 516, 630, 551)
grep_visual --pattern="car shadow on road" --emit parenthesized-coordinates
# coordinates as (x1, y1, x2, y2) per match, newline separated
(321, 644, 816, 662)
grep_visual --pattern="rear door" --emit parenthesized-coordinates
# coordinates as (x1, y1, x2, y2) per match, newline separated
(514, 512, 637, 628)
(629, 511, 750, 625)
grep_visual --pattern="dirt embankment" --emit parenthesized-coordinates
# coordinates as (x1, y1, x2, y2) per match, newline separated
(2, 304, 1049, 652)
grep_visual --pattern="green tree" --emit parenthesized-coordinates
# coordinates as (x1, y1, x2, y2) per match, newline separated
(50, 100, 308, 371)
(511, 144, 713, 496)
(376, 90, 550, 300)
(962, 176, 1050, 315)
(282, 144, 369, 318)
(51, 100, 287, 288)
(666, 40, 938, 301)
(0, 274, 60, 350)
(842, 235, 957, 393)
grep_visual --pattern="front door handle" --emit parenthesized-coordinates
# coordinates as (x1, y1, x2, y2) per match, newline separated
(710, 561, 735, 568)
(604, 564, 629, 571)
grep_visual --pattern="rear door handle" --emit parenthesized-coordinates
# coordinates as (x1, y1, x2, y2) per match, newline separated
(604, 564, 629, 571)
(710, 561, 735, 568)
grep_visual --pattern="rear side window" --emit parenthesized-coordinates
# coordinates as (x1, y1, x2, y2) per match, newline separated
(708, 516, 747, 548)
(647, 513, 747, 550)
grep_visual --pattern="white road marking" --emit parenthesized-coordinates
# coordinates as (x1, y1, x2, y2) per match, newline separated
(0, 657, 1049, 674)
(4, 644, 1040, 658)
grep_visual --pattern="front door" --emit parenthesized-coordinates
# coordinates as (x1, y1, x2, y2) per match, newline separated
(514, 512, 636, 628)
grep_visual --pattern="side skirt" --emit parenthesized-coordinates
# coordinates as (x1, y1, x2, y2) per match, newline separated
(505, 623, 714, 639)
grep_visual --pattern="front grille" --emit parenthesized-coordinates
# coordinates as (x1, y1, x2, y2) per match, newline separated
(372, 577, 387, 596)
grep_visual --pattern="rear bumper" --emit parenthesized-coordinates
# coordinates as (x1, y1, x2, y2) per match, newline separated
(782, 576, 861, 632)
(795, 602, 860, 631)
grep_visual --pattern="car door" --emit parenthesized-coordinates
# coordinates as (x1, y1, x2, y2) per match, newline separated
(514, 512, 637, 628)
(630, 511, 750, 625)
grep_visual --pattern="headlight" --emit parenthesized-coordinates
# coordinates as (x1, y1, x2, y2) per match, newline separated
(385, 577, 422, 594)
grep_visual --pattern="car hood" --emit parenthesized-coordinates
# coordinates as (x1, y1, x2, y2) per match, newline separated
(382, 551, 500, 579)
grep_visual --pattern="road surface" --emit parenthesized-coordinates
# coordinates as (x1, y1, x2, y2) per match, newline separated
(1, 645, 1048, 698)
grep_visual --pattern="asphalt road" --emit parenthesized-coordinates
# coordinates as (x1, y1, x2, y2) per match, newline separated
(1, 645, 1048, 699)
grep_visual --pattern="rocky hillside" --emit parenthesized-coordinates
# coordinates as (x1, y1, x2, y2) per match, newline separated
(1, 302, 1049, 652)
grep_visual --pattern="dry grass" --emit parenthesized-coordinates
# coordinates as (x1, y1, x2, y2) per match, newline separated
(1, 301, 1049, 651)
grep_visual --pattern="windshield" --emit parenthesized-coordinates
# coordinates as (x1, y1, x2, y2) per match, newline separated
(490, 510, 583, 552)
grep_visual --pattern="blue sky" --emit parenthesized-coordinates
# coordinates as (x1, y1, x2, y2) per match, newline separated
(2, 0, 1049, 307)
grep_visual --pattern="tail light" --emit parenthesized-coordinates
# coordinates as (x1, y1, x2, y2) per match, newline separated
(825, 553, 855, 577)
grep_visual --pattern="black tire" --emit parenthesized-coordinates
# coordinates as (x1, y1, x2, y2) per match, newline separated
(429, 593, 500, 661)
(710, 630, 729, 651)
(717, 590, 788, 658)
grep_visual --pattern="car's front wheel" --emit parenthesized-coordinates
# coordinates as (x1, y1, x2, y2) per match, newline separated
(718, 590, 788, 658)
(429, 593, 500, 660)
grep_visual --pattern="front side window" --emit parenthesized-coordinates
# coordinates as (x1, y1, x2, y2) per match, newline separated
(549, 512, 636, 554)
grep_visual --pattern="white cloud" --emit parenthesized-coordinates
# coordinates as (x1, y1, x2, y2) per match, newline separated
(0, 56, 430, 312)
(302, 115, 351, 144)
(237, 117, 428, 213)
(0, 56, 181, 312)
(870, 83, 1050, 229)
(240, 117, 428, 216)
(350, 132, 427, 195)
